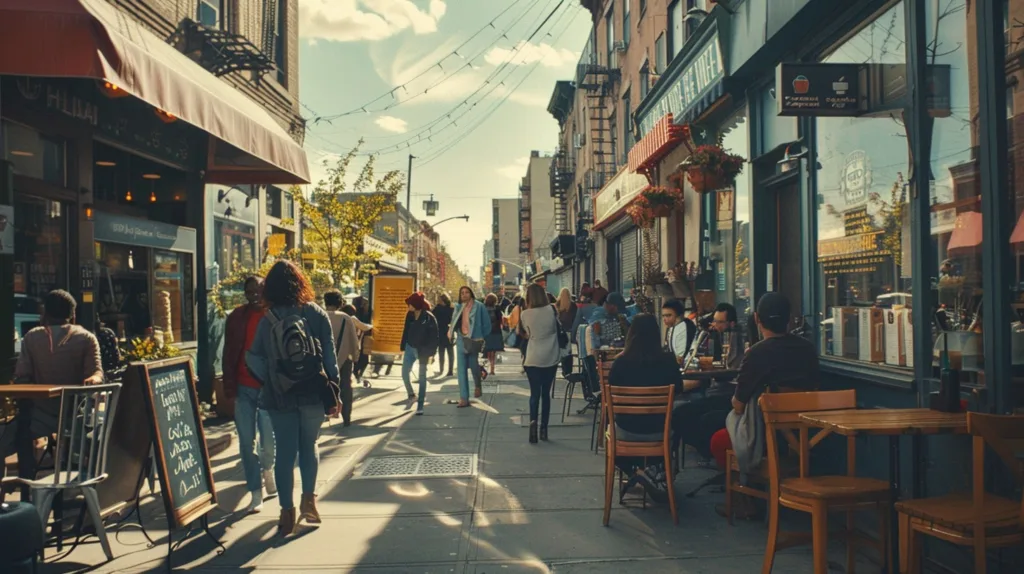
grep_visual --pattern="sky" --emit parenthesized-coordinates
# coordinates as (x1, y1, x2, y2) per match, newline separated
(296, 0, 592, 281)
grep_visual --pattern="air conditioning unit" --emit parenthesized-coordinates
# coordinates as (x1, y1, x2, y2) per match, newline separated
(613, 41, 627, 53)
(573, 133, 585, 149)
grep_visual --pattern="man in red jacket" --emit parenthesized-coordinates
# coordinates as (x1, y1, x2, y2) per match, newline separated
(223, 276, 277, 513)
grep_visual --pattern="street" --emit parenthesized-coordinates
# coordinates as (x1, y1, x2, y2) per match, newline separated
(41, 353, 871, 573)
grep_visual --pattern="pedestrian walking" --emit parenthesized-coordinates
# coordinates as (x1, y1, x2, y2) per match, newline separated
(223, 276, 276, 514)
(352, 296, 373, 386)
(555, 287, 576, 376)
(482, 293, 505, 375)
(433, 293, 455, 377)
(400, 292, 439, 414)
(245, 261, 341, 537)
(450, 285, 490, 406)
(324, 291, 372, 427)
(518, 282, 562, 443)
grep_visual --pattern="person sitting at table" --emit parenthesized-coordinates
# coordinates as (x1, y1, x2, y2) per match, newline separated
(608, 313, 681, 503)
(707, 292, 819, 518)
(662, 299, 696, 362)
(0, 290, 104, 480)
(593, 292, 630, 348)
(672, 302, 747, 466)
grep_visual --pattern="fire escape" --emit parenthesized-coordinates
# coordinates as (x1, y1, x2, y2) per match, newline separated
(547, 80, 576, 262)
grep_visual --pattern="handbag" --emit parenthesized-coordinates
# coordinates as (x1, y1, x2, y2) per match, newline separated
(552, 307, 569, 349)
(461, 336, 485, 355)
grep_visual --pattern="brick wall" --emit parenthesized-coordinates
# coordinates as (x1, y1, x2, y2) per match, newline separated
(105, 0, 303, 143)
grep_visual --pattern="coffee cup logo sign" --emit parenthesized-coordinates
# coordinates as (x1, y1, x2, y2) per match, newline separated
(793, 75, 810, 94)
(840, 150, 872, 207)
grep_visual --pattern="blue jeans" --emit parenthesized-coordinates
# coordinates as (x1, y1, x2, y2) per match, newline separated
(455, 337, 481, 401)
(235, 386, 275, 493)
(402, 347, 428, 409)
(267, 404, 324, 510)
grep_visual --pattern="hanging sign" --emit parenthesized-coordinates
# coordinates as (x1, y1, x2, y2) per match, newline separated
(776, 63, 867, 117)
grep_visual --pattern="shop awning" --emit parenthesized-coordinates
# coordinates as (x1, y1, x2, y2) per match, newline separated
(0, 0, 309, 184)
(946, 211, 983, 252)
(1011, 211, 1024, 244)
(627, 113, 687, 175)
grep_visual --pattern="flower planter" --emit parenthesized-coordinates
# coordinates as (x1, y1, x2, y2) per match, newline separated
(687, 168, 729, 193)
(651, 204, 673, 218)
(643, 284, 657, 297)
(655, 283, 675, 297)
(671, 280, 691, 298)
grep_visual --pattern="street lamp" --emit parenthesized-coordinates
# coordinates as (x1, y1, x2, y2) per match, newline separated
(404, 215, 470, 243)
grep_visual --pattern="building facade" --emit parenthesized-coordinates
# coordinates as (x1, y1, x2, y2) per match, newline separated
(491, 197, 521, 290)
(0, 0, 309, 399)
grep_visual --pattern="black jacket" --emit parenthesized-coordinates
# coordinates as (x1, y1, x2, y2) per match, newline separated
(434, 303, 454, 339)
(400, 310, 439, 355)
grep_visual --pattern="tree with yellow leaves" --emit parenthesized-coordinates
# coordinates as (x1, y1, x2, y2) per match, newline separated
(290, 144, 402, 289)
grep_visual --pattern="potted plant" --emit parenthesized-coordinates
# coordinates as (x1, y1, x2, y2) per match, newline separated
(626, 186, 684, 227)
(686, 144, 745, 193)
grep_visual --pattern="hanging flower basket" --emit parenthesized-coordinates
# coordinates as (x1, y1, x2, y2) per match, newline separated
(686, 144, 745, 194)
(626, 186, 684, 227)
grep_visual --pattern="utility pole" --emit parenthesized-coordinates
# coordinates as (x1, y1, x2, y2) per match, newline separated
(405, 154, 415, 214)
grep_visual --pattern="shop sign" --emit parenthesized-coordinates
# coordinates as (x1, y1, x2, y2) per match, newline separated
(817, 231, 882, 261)
(593, 169, 649, 229)
(776, 63, 866, 117)
(11, 77, 191, 166)
(637, 31, 725, 138)
(363, 235, 408, 270)
(0, 204, 13, 255)
(94, 212, 197, 253)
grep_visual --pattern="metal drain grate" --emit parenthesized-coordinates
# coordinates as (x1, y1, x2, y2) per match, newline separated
(353, 454, 478, 480)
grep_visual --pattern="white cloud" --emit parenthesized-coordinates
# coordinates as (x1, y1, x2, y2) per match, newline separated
(299, 0, 447, 43)
(496, 157, 529, 181)
(509, 91, 549, 108)
(375, 115, 409, 133)
(484, 41, 580, 68)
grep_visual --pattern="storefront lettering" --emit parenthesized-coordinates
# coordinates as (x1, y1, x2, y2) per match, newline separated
(46, 85, 98, 126)
(638, 33, 724, 138)
(817, 232, 882, 260)
(110, 222, 178, 243)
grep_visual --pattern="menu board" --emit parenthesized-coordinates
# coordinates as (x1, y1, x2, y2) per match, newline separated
(136, 356, 217, 528)
(370, 273, 417, 355)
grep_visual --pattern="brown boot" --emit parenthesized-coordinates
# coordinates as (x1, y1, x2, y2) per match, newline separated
(300, 493, 322, 524)
(277, 507, 296, 537)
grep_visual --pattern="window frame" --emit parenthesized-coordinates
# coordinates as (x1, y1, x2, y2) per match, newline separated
(606, 4, 616, 66)
(197, 0, 221, 28)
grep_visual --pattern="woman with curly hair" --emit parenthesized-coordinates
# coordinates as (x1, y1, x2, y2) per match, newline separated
(246, 261, 340, 537)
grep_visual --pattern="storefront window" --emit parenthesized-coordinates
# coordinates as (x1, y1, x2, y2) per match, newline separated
(14, 196, 67, 297)
(3, 121, 65, 186)
(1003, 0, 1024, 394)
(214, 218, 256, 272)
(925, 0, 983, 385)
(710, 109, 751, 324)
(815, 1, 912, 367)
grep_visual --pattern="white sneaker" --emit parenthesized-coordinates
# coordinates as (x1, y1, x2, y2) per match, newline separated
(416, 407, 424, 415)
(245, 489, 264, 514)
(263, 470, 278, 497)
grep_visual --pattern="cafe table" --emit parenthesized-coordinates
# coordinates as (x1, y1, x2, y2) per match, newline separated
(798, 408, 967, 573)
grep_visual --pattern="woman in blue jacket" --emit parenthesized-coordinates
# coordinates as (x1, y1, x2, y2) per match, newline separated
(449, 285, 491, 406)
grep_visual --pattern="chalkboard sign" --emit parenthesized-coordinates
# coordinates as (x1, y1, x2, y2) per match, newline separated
(133, 356, 217, 528)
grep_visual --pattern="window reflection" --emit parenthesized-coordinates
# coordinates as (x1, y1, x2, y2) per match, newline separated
(816, 2, 912, 368)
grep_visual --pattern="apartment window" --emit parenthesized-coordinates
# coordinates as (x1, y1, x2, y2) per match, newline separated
(639, 60, 650, 100)
(197, 0, 221, 28)
(275, 0, 287, 85)
(606, 5, 615, 66)
(668, 1, 684, 59)
(640, 0, 647, 16)
(655, 34, 666, 73)
(610, 110, 619, 170)
(623, 0, 631, 47)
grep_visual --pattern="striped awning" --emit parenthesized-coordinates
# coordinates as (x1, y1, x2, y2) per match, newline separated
(627, 113, 688, 174)
(679, 82, 726, 124)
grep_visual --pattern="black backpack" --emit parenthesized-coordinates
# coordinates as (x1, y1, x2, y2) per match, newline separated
(265, 308, 328, 395)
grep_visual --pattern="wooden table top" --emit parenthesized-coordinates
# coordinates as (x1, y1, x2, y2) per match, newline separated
(0, 384, 66, 399)
(800, 408, 968, 436)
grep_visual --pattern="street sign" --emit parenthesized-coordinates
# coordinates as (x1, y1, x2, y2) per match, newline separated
(776, 63, 866, 117)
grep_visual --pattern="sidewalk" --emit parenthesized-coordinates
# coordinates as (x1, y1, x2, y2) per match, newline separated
(42, 353, 874, 573)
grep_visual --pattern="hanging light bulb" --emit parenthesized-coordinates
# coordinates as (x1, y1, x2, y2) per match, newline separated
(128, 249, 135, 270)
(150, 190, 157, 203)
(125, 190, 133, 202)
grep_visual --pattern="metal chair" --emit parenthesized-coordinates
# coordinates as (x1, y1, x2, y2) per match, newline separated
(1, 383, 123, 561)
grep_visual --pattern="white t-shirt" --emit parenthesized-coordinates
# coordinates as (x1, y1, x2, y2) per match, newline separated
(519, 306, 561, 368)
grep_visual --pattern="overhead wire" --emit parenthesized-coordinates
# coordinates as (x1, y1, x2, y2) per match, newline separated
(307, 0, 534, 124)
(307, 0, 573, 157)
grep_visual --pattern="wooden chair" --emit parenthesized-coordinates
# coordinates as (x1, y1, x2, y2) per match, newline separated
(603, 384, 678, 526)
(591, 349, 621, 453)
(724, 448, 800, 525)
(895, 412, 1024, 574)
(760, 390, 892, 574)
